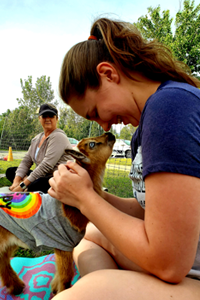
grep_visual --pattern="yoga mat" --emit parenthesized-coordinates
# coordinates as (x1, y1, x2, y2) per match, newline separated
(0, 254, 81, 300)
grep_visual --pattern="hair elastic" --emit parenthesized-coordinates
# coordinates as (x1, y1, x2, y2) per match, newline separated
(88, 35, 98, 40)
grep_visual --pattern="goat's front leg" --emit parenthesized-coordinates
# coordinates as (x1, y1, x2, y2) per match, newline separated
(0, 228, 25, 295)
(51, 249, 74, 295)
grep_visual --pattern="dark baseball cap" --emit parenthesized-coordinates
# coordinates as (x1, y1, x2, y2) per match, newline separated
(39, 103, 58, 116)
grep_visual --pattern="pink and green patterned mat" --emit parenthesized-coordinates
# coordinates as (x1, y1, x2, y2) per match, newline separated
(0, 254, 81, 300)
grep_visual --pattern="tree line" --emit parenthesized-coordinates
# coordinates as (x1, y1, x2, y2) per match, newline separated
(0, 75, 134, 149)
(0, 0, 199, 149)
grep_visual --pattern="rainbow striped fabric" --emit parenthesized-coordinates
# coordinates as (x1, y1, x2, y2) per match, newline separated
(0, 192, 42, 219)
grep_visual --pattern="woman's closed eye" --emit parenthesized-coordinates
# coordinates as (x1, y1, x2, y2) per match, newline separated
(86, 108, 99, 121)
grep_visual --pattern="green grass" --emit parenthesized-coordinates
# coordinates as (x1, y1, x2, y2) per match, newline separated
(14, 248, 54, 258)
(0, 160, 22, 187)
(0, 158, 133, 257)
(104, 168, 133, 198)
(0, 160, 36, 187)
(108, 157, 132, 166)
(0, 159, 22, 172)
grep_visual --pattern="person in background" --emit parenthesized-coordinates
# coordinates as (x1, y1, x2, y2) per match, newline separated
(49, 18, 200, 300)
(6, 103, 73, 193)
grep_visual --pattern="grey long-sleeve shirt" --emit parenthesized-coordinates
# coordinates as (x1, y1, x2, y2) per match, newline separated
(16, 128, 73, 183)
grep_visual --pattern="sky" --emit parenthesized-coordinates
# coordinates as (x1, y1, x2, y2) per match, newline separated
(0, 0, 199, 115)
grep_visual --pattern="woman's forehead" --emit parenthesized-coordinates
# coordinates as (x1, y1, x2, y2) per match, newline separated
(69, 92, 96, 116)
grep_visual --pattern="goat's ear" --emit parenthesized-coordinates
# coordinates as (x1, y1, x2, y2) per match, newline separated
(65, 149, 91, 164)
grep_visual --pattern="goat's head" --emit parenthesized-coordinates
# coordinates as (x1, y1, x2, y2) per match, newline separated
(65, 132, 116, 194)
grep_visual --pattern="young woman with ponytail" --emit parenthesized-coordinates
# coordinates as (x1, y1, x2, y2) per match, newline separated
(49, 18, 200, 300)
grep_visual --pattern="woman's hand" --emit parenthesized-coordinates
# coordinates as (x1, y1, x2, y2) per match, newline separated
(9, 176, 29, 192)
(48, 161, 94, 210)
(11, 185, 24, 192)
(9, 179, 21, 191)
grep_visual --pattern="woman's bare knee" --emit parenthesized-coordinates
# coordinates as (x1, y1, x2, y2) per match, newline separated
(73, 238, 118, 276)
(77, 223, 145, 273)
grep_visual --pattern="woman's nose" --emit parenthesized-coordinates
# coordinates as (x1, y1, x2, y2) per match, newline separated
(99, 122, 111, 132)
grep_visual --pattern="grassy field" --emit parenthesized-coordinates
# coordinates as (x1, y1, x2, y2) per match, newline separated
(0, 157, 133, 257)
(108, 157, 132, 166)
(0, 158, 133, 196)
(0, 159, 21, 187)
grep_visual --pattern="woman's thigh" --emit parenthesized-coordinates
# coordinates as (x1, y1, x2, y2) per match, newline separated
(52, 269, 200, 300)
(6, 167, 18, 182)
(28, 176, 51, 193)
(75, 222, 145, 273)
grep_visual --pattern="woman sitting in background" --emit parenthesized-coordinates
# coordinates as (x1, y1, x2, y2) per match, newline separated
(6, 103, 72, 193)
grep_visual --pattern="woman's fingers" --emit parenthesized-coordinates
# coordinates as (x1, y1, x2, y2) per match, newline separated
(48, 176, 56, 191)
(58, 161, 83, 176)
(48, 186, 57, 198)
(9, 183, 19, 191)
(48, 162, 94, 210)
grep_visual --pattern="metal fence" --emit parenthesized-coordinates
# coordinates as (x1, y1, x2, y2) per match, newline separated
(0, 135, 31, 151)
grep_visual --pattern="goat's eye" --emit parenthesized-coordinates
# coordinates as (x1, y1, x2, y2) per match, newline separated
(89, 142, 95, 149)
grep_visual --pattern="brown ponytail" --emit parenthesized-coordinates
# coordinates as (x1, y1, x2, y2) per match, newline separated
(59, 17, 200, 104)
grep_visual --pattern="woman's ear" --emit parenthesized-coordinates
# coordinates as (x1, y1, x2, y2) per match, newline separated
(96, 62, 120, 83)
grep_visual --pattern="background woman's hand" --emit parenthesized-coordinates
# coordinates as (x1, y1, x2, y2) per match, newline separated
(11, 185, 24, 192)
(9, 181, 21, 191)
(9, 175, 28, 191)
(48, 161, 94, 210)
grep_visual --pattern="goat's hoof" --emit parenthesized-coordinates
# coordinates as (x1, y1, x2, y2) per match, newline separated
(51, 277, 58, 295)
(51, 287, 58, 295)
(64, 281, 71, 290)
(51, 282, 71, 295)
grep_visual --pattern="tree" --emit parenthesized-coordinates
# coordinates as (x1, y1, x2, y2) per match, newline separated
(119, 125, 136, 140)
(16, 75, 58, 135)
(17, 75, 58, 117)
(135, 6, 173, 45)
(172, 0, 200, 74)
(89, 121, 105, 137)
(134, 0, 200, 75)
(59, 107, 91, 140)
(0, 76, 59, 150)
(0, 110, 10, 136)
(0, 107, 36, 150)
(59, 107, 119, 140)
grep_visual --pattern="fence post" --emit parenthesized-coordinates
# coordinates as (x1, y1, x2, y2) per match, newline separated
(0, 116, 7, 149)
(88, 121, 93, 137)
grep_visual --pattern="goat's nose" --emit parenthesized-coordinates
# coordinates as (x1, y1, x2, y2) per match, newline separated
(105, 132, 116, 141)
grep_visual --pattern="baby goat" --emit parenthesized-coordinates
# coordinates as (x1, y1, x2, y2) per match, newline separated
(0, 132, 115, 295)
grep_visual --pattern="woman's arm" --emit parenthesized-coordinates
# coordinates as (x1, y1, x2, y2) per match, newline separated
(27, 132, 72, 182)
(10, 146, 33, 191)
(103, 192, 144, 219)
(49, 162, 200, 283)
(15, 146, 33, 179)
